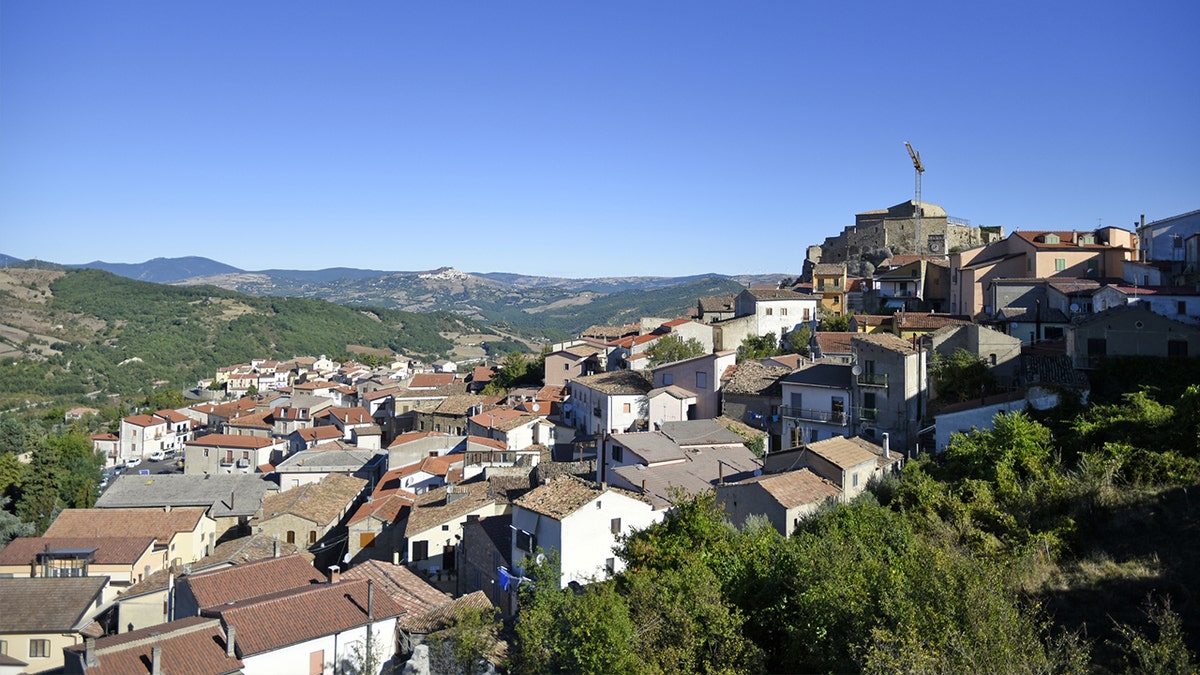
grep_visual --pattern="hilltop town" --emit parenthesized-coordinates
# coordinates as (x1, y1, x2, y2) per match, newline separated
(0, 202, 1198, 673)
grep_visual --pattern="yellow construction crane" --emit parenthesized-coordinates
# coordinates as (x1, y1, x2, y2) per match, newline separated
(905, 141, 925, 253)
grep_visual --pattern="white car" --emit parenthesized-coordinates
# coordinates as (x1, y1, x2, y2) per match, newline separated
(126, 457, 143, 468)
(149, 451, 166, 462)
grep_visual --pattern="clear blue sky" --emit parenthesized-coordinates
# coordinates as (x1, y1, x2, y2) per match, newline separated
(2, 1, 1197, 278)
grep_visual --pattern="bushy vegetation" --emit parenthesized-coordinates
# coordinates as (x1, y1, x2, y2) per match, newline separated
(506, 378, 1200, 673)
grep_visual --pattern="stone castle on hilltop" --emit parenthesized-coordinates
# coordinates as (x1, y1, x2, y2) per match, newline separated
(806, 199, 1003, 275)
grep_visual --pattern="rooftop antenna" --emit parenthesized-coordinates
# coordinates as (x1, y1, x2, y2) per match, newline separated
(905, 141, 925, 254)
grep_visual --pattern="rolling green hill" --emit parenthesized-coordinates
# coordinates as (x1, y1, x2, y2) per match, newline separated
(0, 268, 477, 407)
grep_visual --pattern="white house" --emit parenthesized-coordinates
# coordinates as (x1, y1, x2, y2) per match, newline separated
(649, 350, 737, 421)
(565, 370, 653, 437)
(511, 475, 661, 587)
(779, 363, 854, 445)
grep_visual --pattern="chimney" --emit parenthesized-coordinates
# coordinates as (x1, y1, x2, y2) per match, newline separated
(152, 645, 162, 675)
(225, 624, 237, 658)
(273, 534, 280, 558)
(230, 491, 235, 510)
(367, 578, 375, 620)
(328, 565, 341, 584)
(882, 433, 890, 459)
(641, 479, 647, 493)
(718, 461, 724, 485)
(85, 637, 98, 666)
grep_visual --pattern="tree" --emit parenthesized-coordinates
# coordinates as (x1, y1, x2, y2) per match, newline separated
(736, 333, 780, 362)
(429, 602, 501, 675)
(645, 334, 706, 367)
(818, 311, 851, 332)
(0, 496, 35, 547)
(785, 324, 812, 356)
(929, 348, 995, 402)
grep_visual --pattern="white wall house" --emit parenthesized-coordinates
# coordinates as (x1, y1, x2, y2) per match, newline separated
(511, 475, 661, 587)
(566, 371, 653, 437)
(649, 350, 737, 421)
(780, 363, 854, 446)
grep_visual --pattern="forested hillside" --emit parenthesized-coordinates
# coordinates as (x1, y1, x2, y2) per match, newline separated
(0, 268, 477, 408)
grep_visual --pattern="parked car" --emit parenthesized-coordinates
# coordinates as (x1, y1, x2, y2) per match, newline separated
(126, 457, 142, 468)
(149, 450, 166, 462)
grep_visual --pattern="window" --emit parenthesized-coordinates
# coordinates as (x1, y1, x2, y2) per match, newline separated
(1168, 340, 1188, 357)
(612, 445, 623, 462)
(803, 308, 811, 321)
(286, 530, 296, 544)
(0, 639, 7, 655)
(310, 649, 325, 675)
(834, 277, 840, 287)
(413, 540, 429, 561)
(989, 353, 997, 366)
(1055, 258, 1066, 271)
(1043, 233, 1060, 244)
(662, 373, 673, 386)
(852, 473, 859, 488)
(765, 307, 773, 316)
(1178, 301, 1187, 315)
(622, 403, 631, 414)
(606, 558, 616, 575)
(610, 518, 622, 535)
(308, 531, 317, 545)
(563, 363, 569, 371)
(809, 428, 819, 442)
(29, 639, 50, 658)
(696, 372, 707, 389)
(781, 307, 788, 316)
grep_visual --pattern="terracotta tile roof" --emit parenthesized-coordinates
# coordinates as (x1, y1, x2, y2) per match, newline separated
(324, 406, 373, 425)
(295, 426, 344, 443)
(764, 353, 804, 369)
(222, 409, 273, 429)
(343, 560, 450, 630)
(732, 468, 842, 507)
(293, 379, 337, 390)
(260, 473, 366, 527)
(813, 263, 847, 276)
(45, 507, 207, 545)
(745, 288, 816, 300)
(403, 481, 496, 537)
(806, 436, 881, 469)
(853, 332, 919, 354)
(536, 385, 567, 401)
(698, 295, 736, 312)
(514, 475, 634, 520)
(203, 578, 405, 655)
(64, 616, 243, 675)
(123, 414, 166, 428)
(721, 361, 790, 396)
(580, 323, 640, 339)
(893, 312, 970, 330)
(432, 395, 491, 416)
(467, 435, 508, 451)
(404, 590, 494, 634)
(348, 493, 412, 525)
(186, 434, 280, 450)
(361, 386, 400, 401)
(122, 535, 313, 599)
(182, 554, 323, 611)
(0, 576, 108, 632)
(387, 431, 451, 449)
(572, 370, 653, 395)
(853, 314, 892, 326)
(408, 373, 457, 388)
(471, 366, 495, 382)
(155, 409, 190, 423)
(815, 331, 855, 355)
(0, 536, 155, 566)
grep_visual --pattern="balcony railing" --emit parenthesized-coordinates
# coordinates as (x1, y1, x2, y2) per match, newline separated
(858, 407, 878, 422)
(780, 406, 848, 426)
(856, 372, 888, 387)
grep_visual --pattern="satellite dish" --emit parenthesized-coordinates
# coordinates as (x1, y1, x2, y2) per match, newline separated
(1069, 303, 1080, 313)
(851, 364, 862, 376)
(535, 553, 546, 565)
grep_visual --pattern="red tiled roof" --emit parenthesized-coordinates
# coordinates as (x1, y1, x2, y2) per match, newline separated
(45, 508, 207, 545)
(0, 536, 156, 566)
(295, 426, 343, 443)
(386, 431, 450, 449)
(348, 493, 412, 525)
(155, 409, 190, 423)
(123, 414, 166, 428)
(63, 616, 243, 675)
(204, 578, 405, 655)
(186, 434, 280, 449)
(409, 373, 456, 388)
(324, 407, 373, 424)
(182, 554, 323, 611)
(343, 560, 450, 630)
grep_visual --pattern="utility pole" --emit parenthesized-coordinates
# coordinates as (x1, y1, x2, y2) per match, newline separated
(905, 142, 925, 253)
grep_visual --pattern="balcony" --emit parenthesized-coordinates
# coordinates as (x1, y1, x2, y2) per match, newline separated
(858, 408, 878, 422)
(780, 406, 848, 426)
(856, 372, 888, 387)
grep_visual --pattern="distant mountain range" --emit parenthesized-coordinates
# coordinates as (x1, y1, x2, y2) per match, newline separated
(1, 255, 782, 335)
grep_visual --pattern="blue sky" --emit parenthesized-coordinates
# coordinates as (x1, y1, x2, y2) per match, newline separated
(2, 1, 1196, 278)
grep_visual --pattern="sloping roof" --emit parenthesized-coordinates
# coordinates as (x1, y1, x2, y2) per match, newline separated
(62, 616, 243, 675)
(697, 295, 736, 312)
(572, 370, 653, 395)
(186, 434, 280, 450)
(721, 361, 789, 396)
(781, 363, 852, 389)
(259, 473, 366, 527)
(45, 507, 207, 545)
(123, 414, 166, 428)
(744, 288, 816, 301)
(853, 332, 919, 354)
(612, 445, 761, 510)
(0, 536, 155, 566)
(610, 431, 686, 464)
(182, 554, 322, 611)
(96, 474, 272, 519)
(513, 475, 605, 520)
(731, 468, 841, 508)
(806, 436, 881, 469)
(408, 373, 457, 388)
(0, 576, 109, 632)
(274, 444, 379, 472)
(893, 313, 971, 330)
(661, 419, 747, 447)
(293, 425, 345, 443)
(403, 481, 496, 537)
(348, 493, 412, 525)
(203, 578, 405, 655)
(121, 535, 313, 600)
(815, 332, 855, 355)
(813, 263, 846, 276)
(343, 560, 450, 630)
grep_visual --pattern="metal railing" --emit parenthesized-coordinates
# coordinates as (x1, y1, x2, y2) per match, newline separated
(856, 372, 888, 387)
(780, 406, 848, 425)
(858, 408, 878, 421)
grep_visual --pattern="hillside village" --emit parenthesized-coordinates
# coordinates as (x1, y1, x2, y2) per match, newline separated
(1, 204, 1198, 673)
